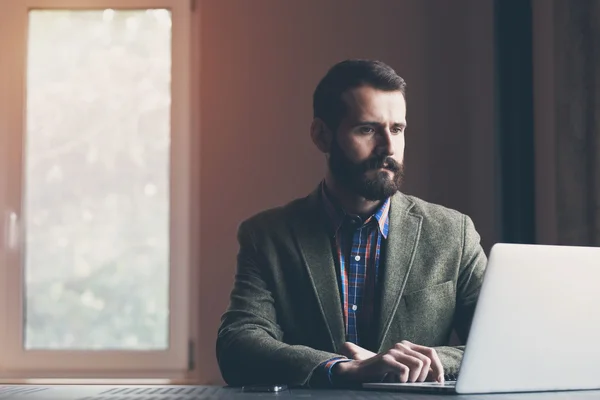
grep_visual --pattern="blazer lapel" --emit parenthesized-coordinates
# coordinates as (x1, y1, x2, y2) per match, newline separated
(291, 188, 346, 352)
(376, 193, 423, 351)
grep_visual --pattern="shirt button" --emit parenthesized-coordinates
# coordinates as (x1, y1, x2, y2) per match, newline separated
(351, 304, 358, 311)
(354, 255, 361, 261)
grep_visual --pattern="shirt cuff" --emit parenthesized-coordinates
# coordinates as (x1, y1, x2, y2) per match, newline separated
(323, 357, 353, 385)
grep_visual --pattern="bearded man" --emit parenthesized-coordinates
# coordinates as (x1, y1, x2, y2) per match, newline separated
(216, 59, 487, 388)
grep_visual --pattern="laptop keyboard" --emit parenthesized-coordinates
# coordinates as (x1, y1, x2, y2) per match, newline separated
(444, 373, 458, 382)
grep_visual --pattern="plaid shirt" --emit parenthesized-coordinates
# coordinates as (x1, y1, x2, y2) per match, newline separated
(321, 182, 390, 344)
(315, 181, 390, 385)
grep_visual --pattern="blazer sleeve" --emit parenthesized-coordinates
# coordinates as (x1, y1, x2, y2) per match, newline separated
(216, 220, 342, 387)
(434, 214, 487, 374)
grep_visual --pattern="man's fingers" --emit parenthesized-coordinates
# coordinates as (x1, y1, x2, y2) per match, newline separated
(400, 341, 444, 382)
(340, 341, 376, 361)
(354, 342, 443, 384)
(380, 354, 410, 383)
(338, 342, 356, 359)
(394, 342, 432, 382)
(403, 348, 432, 382)
(388, 348, 426, 382)
(426, 367, 441, 383)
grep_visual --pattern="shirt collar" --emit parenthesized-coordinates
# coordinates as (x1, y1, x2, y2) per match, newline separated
(320, 180, 390, 239)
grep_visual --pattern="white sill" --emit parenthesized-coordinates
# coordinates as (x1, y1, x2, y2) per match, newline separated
(0, 378, 197, 385)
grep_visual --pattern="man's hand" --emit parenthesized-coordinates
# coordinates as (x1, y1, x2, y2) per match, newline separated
(334, 340, 444, 384)
(339, 341, 376, 361)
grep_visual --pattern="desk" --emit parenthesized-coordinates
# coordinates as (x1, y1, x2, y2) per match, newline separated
(2, 385, 600, 399)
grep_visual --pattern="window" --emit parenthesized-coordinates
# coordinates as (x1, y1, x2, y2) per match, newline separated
(0, 0, 194, 378)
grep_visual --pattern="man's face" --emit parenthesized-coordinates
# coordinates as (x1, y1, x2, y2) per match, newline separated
(328, 86, 406, 201)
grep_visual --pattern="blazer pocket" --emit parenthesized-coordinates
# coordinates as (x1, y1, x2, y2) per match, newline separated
(404, 280, 455, 304)
(401, 280, 456, 345)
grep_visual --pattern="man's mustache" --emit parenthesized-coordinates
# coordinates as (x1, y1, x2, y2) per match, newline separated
(361, 157, 401, 173)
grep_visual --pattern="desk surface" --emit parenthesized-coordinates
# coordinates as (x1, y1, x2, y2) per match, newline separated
(2, 385, 600, 400)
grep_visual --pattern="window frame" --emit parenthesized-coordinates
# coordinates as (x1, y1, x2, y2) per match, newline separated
(0, 0, 195, 377)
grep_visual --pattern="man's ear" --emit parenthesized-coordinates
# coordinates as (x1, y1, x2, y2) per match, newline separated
(310, 118, 333, 154)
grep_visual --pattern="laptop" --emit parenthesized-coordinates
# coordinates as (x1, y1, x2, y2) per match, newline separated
(364, 243, 600, 394)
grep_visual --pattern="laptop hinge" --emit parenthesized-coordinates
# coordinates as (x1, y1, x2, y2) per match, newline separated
(187, 340, 195, 371)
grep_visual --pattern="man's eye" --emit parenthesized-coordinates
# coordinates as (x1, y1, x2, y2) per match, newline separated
(391, 127, 405, 134)
(359, 127, 374, 134)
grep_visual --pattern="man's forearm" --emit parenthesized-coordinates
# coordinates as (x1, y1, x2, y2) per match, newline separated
(216, 325, 342, 387)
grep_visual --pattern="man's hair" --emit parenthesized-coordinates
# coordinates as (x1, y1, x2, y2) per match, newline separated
(312, 59, 406, 131)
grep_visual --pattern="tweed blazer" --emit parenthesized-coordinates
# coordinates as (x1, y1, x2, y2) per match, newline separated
(216, 187, 487, 387)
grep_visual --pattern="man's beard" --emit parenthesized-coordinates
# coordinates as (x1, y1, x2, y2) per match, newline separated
(328, 139, 404, 201)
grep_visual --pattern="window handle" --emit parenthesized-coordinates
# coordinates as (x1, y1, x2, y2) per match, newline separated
(5, 211, 19, 251)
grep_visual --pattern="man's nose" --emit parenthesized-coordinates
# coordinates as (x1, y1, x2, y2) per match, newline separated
(376, 130, 395, 156)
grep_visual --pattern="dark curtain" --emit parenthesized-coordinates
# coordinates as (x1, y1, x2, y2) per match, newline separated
(495, 0, 536, 244)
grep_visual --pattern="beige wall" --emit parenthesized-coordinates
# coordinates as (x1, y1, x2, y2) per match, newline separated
(531, 0, 600, 246)
(194, 0, 496, 384)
